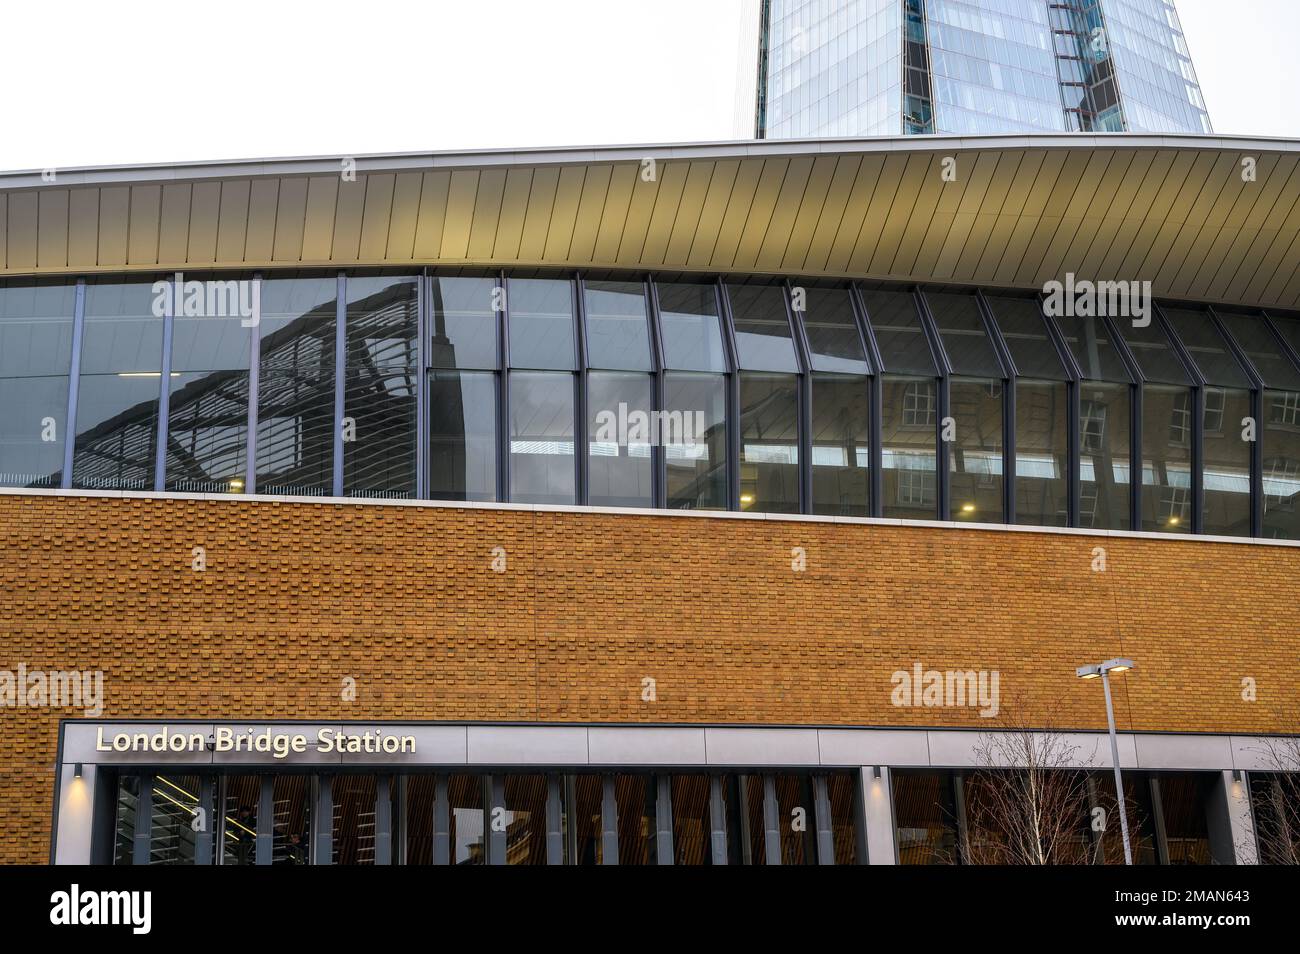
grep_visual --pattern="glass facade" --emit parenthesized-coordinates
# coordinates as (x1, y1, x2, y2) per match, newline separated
(108, 768, 859, 866)
(755, 0, 1211, 137)
(7, 270, 1299, 540)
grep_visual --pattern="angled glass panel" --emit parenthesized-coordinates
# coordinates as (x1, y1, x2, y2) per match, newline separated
(346, 276, 418, 370)
(1269, 312, 1300, 366)
(727, 284, 799, 373)
(1080, 381, 1132, 531)
(986, 296, 1067, 380)
(1141, 383, 1193, 533)
(429, 276, 499, 370)
(810, 373, 870, 516)
(657, 282, 726, 372)
(882, 376, 937, 519)
(429, 370, 497, 502)
(1016, 379, 1069, 527)
(587, 371, 653, 508)
(0, 282, 75, 488)
(584, 281, 651, 371)
(924, 292, 1002, 378)
(1162, 307, 1249, 388)
(1219, 313, 1300, 391)
(739, 372, 799, 512)
(508, 278, 575, 371)
(798, 287, 869, 374)
(664, 372, 727, 510)
(1119, 317, 1192, 385)
(1056, 314, 1132, 382)
(949, 378, 1004, 521)
(861, 287, 936, 376)
(509, 370, 575, 504)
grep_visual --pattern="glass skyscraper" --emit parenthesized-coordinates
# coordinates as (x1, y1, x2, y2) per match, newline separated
(747, 0, 1211, 138)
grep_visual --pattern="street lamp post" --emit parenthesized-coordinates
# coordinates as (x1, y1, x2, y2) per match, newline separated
(1076, 657, 1136, 865)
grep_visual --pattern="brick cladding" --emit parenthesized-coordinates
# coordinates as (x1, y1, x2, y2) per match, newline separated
(1, 493, 1298, 862)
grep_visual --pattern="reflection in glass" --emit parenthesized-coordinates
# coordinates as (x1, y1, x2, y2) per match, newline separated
(222, 776, 260, 866)
(165, 371, 247, 493)
(584, 281, 651, 371)
(615, 774, 656, 865)
(1157, 773, 1215, 864)
(739, 373, 799, 513)
(566, 775, 604, 864)
(449, 774, 486, 865)
(256, 278, 337, 495)
(882, 377, 937, 518)
(113, 775, 140, 865)
(429, 277, 499, 369)
(728, 285, 799, 372)
(1015, 380, 1068, 526)
(0, 376, 67, 488)
(332, 775, 377, 865)
(670, 775, 713, 865)
(810, 373, 870, 516)
(1080, 381, 1132, 531)
(272, 775, 311, 865)
(893, 771, 958, 865)
(508, 370, 575, 504)
(404, 775, 435, 865)
(343, 365, 416, 498)
(949, 379, 1003, 521)
(72, 375, 159, 490)
(1201, 387, 1252, 536)
(800, 287, 868, 374)
(502, 775, 548, 865)
(656, 282, 726, 372)
(1263, 389, 1300, 539)
(0, 283, 75, 488)
(775, 775, 816, 865)
(508, 278, 574, 370)
(587, 371, 653, 508)
(149, 774, 203, 865)
(925, 292, 1002, 378)
(429, 370, 497, 501)
(1141, 383, 1193, 532)
(664, 372, 727, 510)
(827, 774, 859, 865)
(862, 287, 936, 375)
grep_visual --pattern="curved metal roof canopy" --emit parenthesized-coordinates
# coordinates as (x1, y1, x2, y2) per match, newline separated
(1, 133, 1299, 310)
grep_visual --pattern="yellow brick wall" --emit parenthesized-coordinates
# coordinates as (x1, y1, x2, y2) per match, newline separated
(2, 493, 1298, 862)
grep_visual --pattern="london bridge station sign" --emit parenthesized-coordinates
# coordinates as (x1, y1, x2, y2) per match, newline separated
(90, 724, 418, 761)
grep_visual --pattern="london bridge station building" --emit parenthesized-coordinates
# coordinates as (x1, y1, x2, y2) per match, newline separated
(2, 133, 1299, 865)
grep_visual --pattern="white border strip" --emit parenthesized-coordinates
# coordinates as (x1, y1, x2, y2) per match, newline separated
(4, 485, 1298, 550)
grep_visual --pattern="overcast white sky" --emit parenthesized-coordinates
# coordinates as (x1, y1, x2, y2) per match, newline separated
(0, 0, 1295, 172)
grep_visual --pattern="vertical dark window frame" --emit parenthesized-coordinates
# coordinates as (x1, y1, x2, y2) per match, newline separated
(973, 290, 1018, 524)
(645, 277, 668, 508)
(912, 288, 957, 522)
(573, 275, 589, 505)
(782, 279, 815, 513)
(1035, 297, 1086, 527)
(715, 278, 743, 511)
(332, 272, 346, 497)
(59, 280, 87, 489)
(497, 270, 510, 502)
(848, 283, 886, 517)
